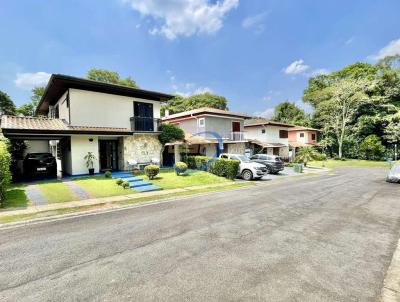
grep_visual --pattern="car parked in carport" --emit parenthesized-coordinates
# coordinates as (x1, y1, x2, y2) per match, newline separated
(23, 153, 57, 178)
(250, 154, 284, 174)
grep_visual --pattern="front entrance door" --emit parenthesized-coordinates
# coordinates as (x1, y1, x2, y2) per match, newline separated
(99, 140, 118, 171)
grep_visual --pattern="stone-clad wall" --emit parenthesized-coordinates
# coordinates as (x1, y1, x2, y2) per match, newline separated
(121, 134, 162, 170)
(227, 143, 246, 154)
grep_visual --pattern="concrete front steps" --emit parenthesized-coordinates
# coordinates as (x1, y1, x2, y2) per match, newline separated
(112, 172, 162, 193)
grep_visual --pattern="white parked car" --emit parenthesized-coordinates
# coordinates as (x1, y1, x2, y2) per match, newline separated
(219, 153, 267, 180)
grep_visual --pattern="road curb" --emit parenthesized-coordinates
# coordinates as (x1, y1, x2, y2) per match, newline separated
(380, 237, 400, 301)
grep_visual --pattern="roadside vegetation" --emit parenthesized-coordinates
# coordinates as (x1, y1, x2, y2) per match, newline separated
(0, 182, 253, 224)
(309, 159, 392, 168)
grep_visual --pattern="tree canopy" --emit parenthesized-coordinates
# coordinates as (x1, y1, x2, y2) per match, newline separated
(302, 59, 400, 159)
(86, 68, 138, 88)
(162, 93, 228, 116)
(0, 91, 16, 116)
(271, 101, 310, 126)
(17, 86, 45, 116)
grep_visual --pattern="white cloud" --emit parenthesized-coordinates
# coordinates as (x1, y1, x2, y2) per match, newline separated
(371, 38, 400, 60)
(14, 72, 51, 90)
(311, 68, 330, 76)
(242, 11, 269, 33)
(284, 59, 309, 75)
(176, 86, 213, 97)
(123, 0, 239, 40)
(253, 107, 274, 118)
(345, 37, 354, 45)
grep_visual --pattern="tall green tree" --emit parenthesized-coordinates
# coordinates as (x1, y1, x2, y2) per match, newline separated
(272, 100, 310, 125)
(0, 91, 16, 116)
(87, 68, 138, 88)
(162, 93, 228, 115)
(303, 60, 400, 159)
(17, 86, 45, 116)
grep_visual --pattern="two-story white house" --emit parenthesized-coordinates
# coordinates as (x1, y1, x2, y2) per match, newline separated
(244, 119, 294, 159)
(161, 107, 249, 165)
(0, 74, 173, 176)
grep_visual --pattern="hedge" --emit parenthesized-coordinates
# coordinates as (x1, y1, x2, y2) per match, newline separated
(0, 139, 11, 203)
(181, 155, 239, 180)
(208, 158, 239, 180)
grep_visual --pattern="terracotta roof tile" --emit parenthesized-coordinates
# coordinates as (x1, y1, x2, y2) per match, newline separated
(0, 115, 131, 134)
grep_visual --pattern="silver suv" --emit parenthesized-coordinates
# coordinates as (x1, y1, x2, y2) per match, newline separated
(219, 153, 267, 180)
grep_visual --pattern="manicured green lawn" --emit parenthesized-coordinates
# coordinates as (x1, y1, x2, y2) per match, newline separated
(2, 185, 29, 208)
(309, 159, 392, 168)
(37, 181, 80, 204)
(147, 169, 231, 189)
(73, 177, 135, 197)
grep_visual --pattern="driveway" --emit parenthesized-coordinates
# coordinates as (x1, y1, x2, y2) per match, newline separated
(0, 167, 399, 301)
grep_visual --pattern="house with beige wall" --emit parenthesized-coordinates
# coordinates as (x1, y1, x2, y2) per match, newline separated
(161, 107, 249, 165)
(0, 74, 173, 176)
(244, 119, 294, 159)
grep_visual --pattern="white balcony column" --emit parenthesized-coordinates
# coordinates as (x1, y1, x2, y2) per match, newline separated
(174, 145, 181, 164)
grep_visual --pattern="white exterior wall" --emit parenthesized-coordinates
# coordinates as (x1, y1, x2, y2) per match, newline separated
(244, 125, 289, 145)
(68, 89, 161, 128)
(297, 132, 306, 143)
(70, 135, 100, 175)
(57, 91, 69, 122)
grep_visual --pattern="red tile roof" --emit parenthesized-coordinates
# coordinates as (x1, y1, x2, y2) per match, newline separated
(0, 115, 132, 134)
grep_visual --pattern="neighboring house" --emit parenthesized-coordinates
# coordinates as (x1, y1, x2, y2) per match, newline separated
(0, 74, 173, 176)
(288, 126, 319, 158)
(244, 119, 294, 159)
(161, 107, 249, 165)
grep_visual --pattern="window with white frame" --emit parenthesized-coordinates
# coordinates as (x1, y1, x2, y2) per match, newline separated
(198, 118, 205, 127)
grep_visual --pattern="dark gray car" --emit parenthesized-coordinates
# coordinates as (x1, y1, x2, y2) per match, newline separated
(250, 154, 284, 174)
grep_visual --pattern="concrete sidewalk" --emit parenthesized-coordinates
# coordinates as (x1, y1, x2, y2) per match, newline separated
(0, 182, 239, 218)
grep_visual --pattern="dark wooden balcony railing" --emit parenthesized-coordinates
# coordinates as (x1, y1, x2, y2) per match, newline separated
(130, 117, 161, 132)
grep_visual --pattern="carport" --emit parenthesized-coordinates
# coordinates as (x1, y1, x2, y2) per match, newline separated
(0, 115, 132, 179)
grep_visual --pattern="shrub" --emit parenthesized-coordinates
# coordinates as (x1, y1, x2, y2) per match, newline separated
(0, 139, 12, 203)
(122, 181, 130, 189)
(183, 155, 197, 169)
(116, 178, 124, 186)
(313, 152, 327, 161)
(209, 158, 239, 180)
(104, 171, 112, 178)
(194, 156, 211, 171)
(175, 162, 188, 175)
(359, 134, 386, 160)
(144, 165, 160, 180)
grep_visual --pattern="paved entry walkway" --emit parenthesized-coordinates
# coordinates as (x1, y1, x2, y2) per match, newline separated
(64, 181, 93, 200)
(25, 184, 48, 206)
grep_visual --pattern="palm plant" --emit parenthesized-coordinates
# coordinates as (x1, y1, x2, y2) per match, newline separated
(295, 146, 318, 166)
(84, 152, 96, 174)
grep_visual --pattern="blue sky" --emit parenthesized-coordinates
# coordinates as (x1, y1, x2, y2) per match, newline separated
(1, 0, 400, 117)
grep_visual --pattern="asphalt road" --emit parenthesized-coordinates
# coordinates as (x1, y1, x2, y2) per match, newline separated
(0, 167, 399, 301)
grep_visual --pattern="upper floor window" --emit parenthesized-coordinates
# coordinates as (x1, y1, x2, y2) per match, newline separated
(279, 130, 288, 138)
(300, 133, 305, 138)
(49, 105, 59, 119)
(198, 118, 205, 127)
(132, 101, 155, 131)
(311, 133, 316, 140)
(261, 129, 266, 134)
